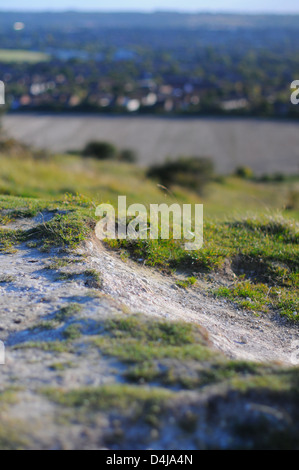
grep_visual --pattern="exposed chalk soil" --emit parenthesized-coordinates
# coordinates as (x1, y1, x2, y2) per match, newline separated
(0, 215, 298, 450)
(84, 237, 298, 365)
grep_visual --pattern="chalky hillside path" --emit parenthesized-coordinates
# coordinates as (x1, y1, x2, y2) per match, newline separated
(0, 215, 298, 449)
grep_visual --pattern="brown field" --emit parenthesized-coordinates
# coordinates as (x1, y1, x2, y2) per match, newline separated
(3, 113, 299, 174)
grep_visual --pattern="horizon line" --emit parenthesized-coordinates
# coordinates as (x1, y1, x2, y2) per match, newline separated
(0, 9, 299, 15)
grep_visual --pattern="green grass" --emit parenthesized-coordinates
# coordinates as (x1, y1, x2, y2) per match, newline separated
(29, 321, 57, 332)
(91, 315, 296, 393)
(12, 340, 75, 354)
(0, 49, 49, 64)
(0, 424, 27, 450)
(0, 389, 28, 449)
(49, 362, 74, 372)
(0, 228, 26, 252)
(0, 389, 19, 408)
(83, 269, 102, 289)
(42, 384, 175, 431)
(45, 257, 82, 270)
(0, 207, 38, 225)
(54, 271, 77, 282)
(42, 384, 173, 412)
(105, 215, 298, 320)
(95, 337, 214, 363)
(214, 279, 298, 320)
(32, 212, 92, 250)
(125, 360, 266, 389)
(108, 215, 298, 271)
(62, 324, 82, 341)
(104, 315, 207, 344)
(0, 205, 93, 253)
(54, 303, 82, 322)
(175, 276, 197, 289)
(0, 151, 298, 219)
(92, 315, 216, 367)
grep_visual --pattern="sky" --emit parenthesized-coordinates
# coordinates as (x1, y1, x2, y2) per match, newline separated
(1, 1, 299, 14)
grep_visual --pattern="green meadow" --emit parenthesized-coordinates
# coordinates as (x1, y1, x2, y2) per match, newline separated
(0, 49, 49, 63)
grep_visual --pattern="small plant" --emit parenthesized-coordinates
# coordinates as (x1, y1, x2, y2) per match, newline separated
(0, 274, 15, 283)
(30, 321, 56, 331)
(45, 257, 72, 270)
(120, 251, 130, 262)
(54, 303, 82, 322)
(26, 241, 38, 248)
(55, 271, 76, 282)
(84, 269, 102, 289)
(33, 213, 91, 250)
(49, 362, 73, 372)
(175, 276, 197, 289)
(0, 228, 25, 253)
(62, 324, 82, 341)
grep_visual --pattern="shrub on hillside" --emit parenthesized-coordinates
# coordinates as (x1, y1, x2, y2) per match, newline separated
(234, 166, 254, 179)
(82, 141, 138, 163)
(258, 172, 287, 183)
(82, 141, 117, 160)
(147, 156, 214, 194)
(118, 149, 138, 163)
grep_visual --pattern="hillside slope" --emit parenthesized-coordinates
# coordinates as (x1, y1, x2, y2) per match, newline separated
(0, 146, 298, 449)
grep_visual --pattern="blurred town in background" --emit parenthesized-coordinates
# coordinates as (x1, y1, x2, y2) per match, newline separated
(0, 11, 298, 118)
